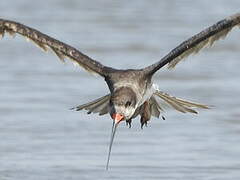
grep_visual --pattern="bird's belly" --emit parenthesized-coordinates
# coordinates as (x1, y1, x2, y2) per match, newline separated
(137, 83, 158, 107)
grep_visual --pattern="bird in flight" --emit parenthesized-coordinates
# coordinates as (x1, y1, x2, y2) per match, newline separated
(1, 13, 240, 170)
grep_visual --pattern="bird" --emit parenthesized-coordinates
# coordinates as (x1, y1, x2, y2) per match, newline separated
(1, 13, 240, 170)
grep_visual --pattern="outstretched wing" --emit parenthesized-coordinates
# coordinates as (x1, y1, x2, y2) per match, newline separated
(0, 19, 111, 77)
(145, 13, 240, 74)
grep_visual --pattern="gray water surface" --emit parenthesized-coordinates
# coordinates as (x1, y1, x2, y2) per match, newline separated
(1, 1, 240, 179)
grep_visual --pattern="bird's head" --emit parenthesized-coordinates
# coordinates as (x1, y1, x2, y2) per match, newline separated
(109, 87, 137, 123)
(106, 86, 137, 170)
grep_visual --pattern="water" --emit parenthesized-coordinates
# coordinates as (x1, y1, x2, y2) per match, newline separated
(1, 0, 240, 179)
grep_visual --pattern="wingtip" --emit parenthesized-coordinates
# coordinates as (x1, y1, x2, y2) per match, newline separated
(69, 107, 75, 110)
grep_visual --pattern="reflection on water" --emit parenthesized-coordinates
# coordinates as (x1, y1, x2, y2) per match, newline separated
(1, 0, 240, 179)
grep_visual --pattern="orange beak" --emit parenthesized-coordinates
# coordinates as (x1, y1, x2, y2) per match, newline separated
(111, 113, 124, 124)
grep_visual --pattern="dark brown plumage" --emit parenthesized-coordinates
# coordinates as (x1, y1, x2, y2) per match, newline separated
(1, 13, 240, 169)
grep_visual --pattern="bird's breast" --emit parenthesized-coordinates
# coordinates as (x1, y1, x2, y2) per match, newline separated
(137, 83, 158, 107)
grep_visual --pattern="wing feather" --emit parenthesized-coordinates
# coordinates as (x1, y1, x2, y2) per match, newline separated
(71, 94, 110, 116)
(154, 91, 209, 114)
(145, 13, 240, 74)
(0, 19, 111, 77)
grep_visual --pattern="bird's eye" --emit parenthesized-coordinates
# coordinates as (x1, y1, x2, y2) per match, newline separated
(125, 101, 131, 107)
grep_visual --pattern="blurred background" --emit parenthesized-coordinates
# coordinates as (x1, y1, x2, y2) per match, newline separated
(0, 0, 240, 179)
